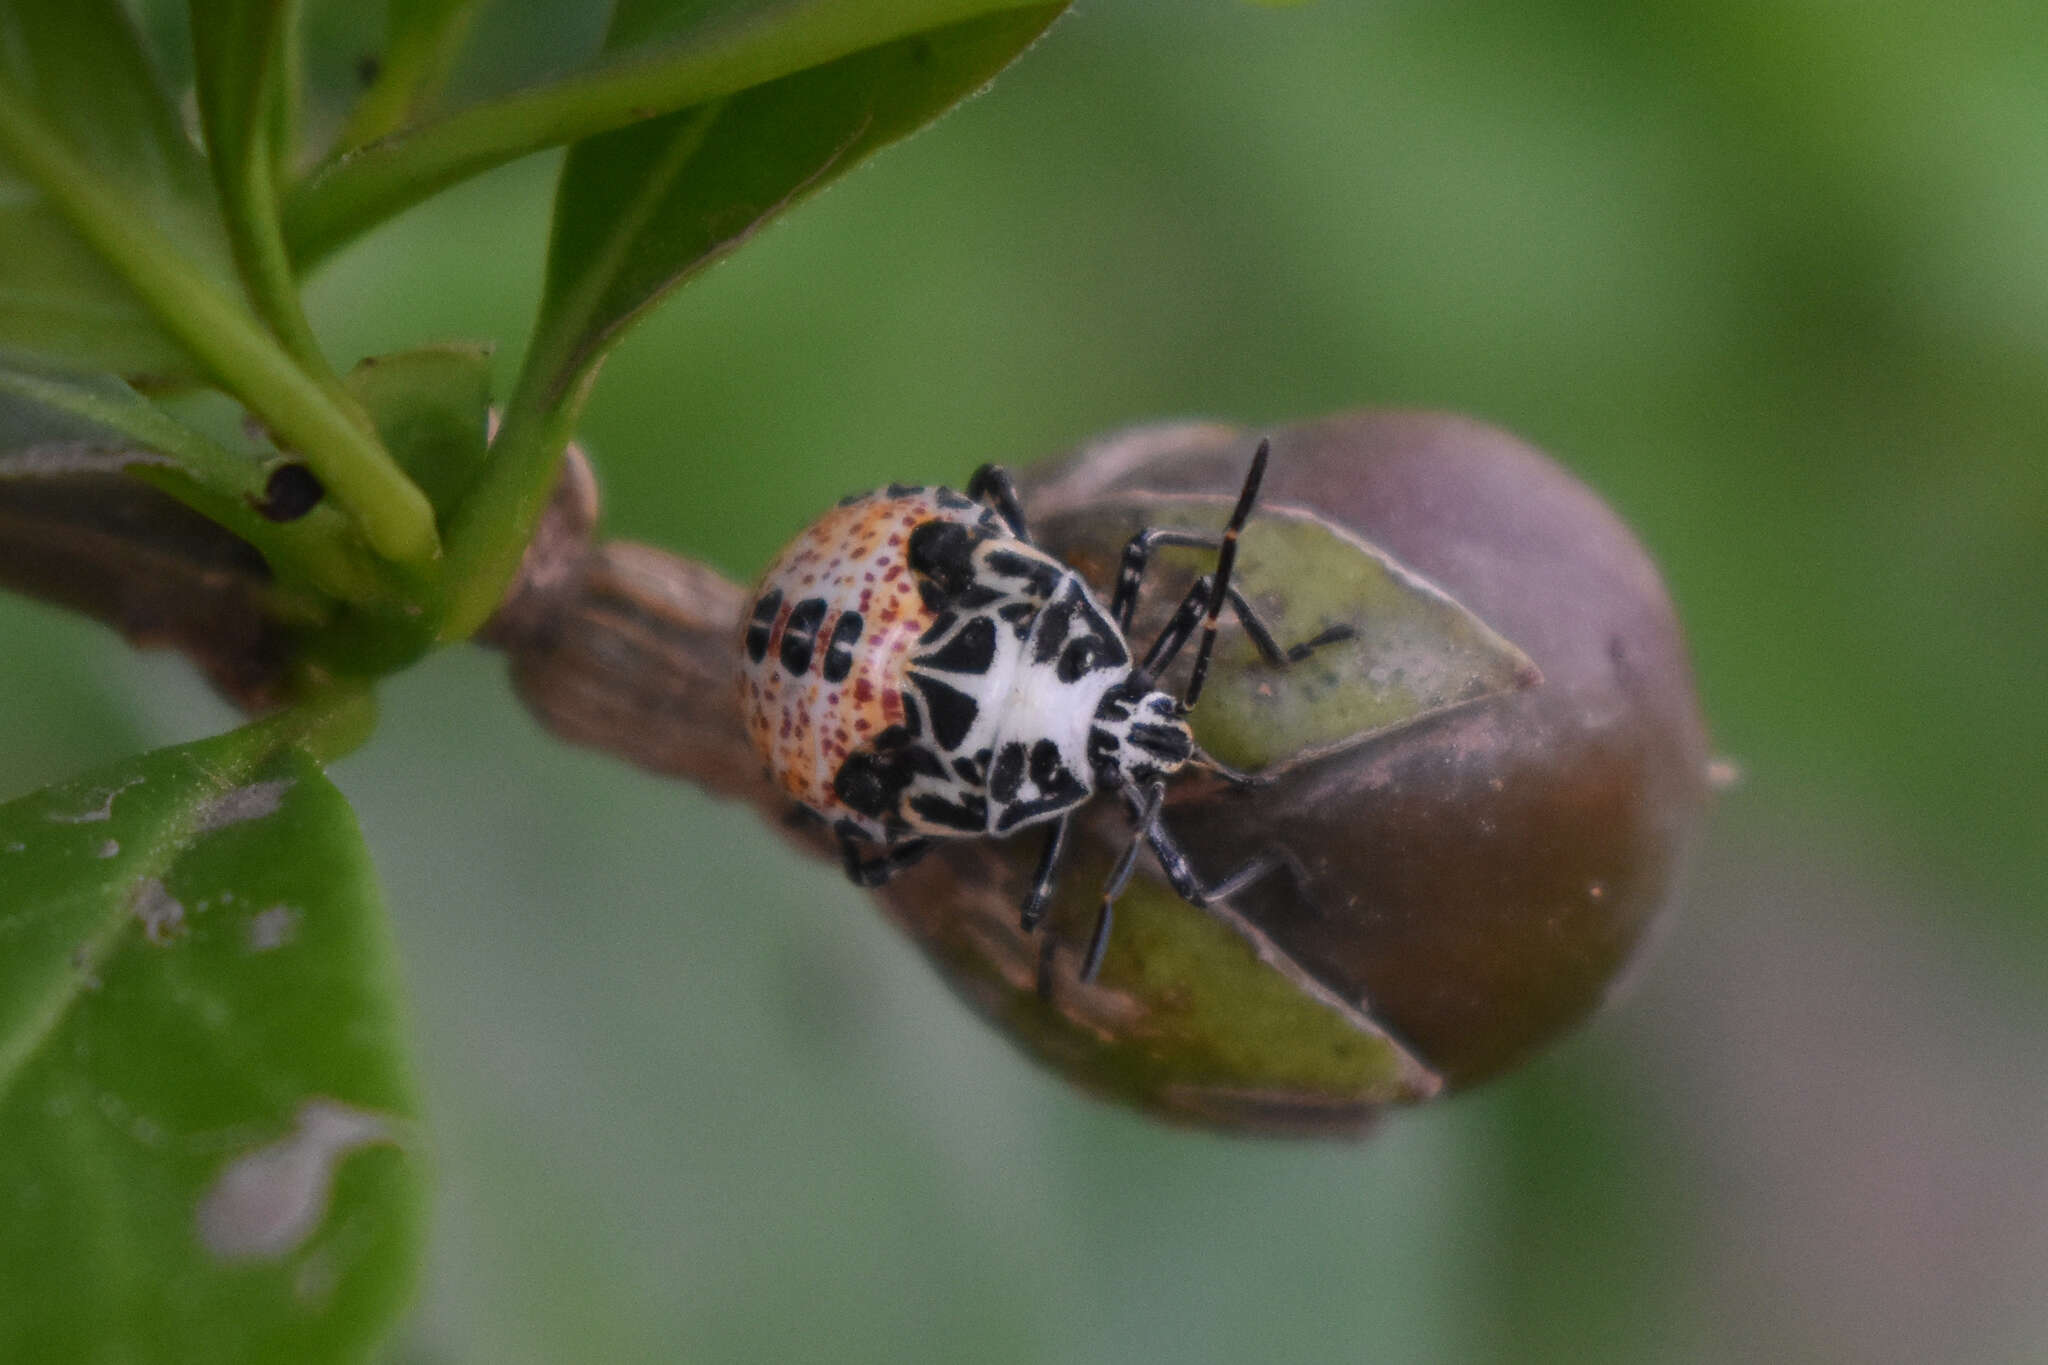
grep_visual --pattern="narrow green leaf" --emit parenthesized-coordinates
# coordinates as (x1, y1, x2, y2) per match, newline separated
(282, 0, 1068, 266)
(0, 0, 232, 378)
(0, 709, 424, 1363)
(436, 6, 1064, 642)
(1040, 498, 1544, 774)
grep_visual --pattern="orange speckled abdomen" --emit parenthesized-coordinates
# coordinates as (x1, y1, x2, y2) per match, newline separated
(737, 486, 1002, 840)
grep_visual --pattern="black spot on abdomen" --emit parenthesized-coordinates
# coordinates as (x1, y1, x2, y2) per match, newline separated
(908, 520, 981, 599)
(745, 588, 783, 664)
(997, 601, 1036, 637)
(909, 791, 987, 833)
(821, 611, 864, 682)
(983, 548, 1061, 598)
(918, 615, 997, 676)
(909, 672, 979, 751)
(990, 742, 1028, 802)
(1029, 596, 1078, 665)
(779, 597, 828, 675)
(1028, 740, 1066, 789)
(834, 750, 911, 818)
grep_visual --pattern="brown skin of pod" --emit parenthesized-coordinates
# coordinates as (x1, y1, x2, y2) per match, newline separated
(863, 412, 1713, 1123)
(1045, 412, 1713, 1089)
(483, 416, 1710, 1130)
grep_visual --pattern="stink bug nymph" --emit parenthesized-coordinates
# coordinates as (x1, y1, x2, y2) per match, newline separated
(736, 441, 1352, 987)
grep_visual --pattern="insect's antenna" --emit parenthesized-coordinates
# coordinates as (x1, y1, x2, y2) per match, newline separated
(1182, 438, 1268, 711)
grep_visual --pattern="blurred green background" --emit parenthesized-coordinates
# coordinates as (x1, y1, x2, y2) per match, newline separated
(6, 1, 2048, 1359)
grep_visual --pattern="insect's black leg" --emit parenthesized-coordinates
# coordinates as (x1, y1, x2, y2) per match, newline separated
(1111, 528, 1220, 632)
(1138, 573, 1353, 699)
(839, 834, 933, 889)
(1221, 586, 1357, 666)
(1019, 812, 1071, 932)
(1139, 574, 1216, 677)
(1141, 816, 1289, 909)
(1183, 438, 1269, 710)
(966, 464, 1030, 541)
(1080, 782, 1167, 982)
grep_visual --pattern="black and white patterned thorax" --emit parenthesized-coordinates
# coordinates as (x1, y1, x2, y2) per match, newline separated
(848, 521, 1194, 842)
(807, 442, 1353, 990)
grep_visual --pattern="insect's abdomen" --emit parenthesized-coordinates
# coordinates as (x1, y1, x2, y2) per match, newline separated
(737, 488, 992, 838)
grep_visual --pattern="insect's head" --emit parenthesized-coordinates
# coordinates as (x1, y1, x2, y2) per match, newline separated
(1086, 673, 1194, 790)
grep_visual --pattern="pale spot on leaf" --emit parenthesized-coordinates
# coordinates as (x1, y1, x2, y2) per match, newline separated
(195, 1100, 397, 1262)
(246, 905, 299, 953)
(195, 779, 295, 833)
(48, 776, 142, 824)
(131, 879, 185, 945)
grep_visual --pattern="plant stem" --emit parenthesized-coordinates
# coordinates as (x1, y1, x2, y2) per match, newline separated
(219, 115, 332, 372)
(0, 88, 440, 568)
(429, 99, 723, 643)
(434, 361, 597, 642)
(284, 681, 380, 763)
(194, 0, 331, 375)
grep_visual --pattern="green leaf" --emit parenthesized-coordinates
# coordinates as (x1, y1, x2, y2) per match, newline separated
(0, 85, 442, 566)
(0, 365, 265, 499)
(189, 2, 292, 198)
(535, 7, 1066, 397)
(434, 6, 1064, 642)
(329, 0, 488, 156)
(0, 210, 194, 378)
(1019, 851, 1444, 1111)
(1039, 498, 1543, 773)
(282, 0, 1068, 266)
(0, 365, 390, 605)
(0, 711, 424, 1363)
(0, 0, 233, 378)
(342, 344, 493, 520)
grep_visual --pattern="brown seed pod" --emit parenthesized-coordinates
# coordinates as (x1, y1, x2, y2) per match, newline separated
(853, 412, 1713, 1130)
(490, 412, 1713, 1135)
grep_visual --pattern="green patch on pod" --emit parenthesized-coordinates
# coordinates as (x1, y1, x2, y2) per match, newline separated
(1038, 498, 1540, 774)
(1030, 854, 1442, 1118)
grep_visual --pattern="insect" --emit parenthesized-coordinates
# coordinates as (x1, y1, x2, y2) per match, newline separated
(736, 440, 1352, 987)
